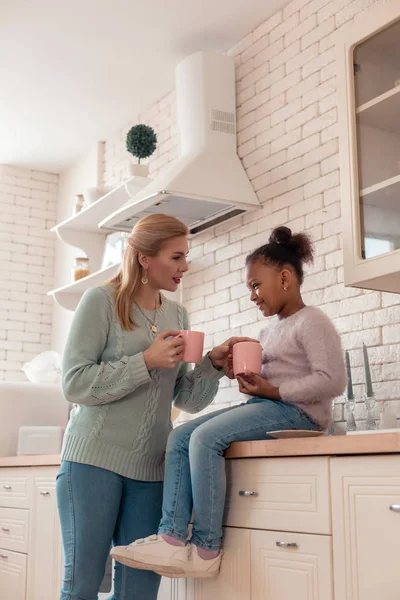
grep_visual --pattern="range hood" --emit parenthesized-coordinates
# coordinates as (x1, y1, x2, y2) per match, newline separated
(99, 51, 260, 236)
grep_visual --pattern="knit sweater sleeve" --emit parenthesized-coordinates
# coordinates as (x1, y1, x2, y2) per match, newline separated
(279, 309, 347, 404)
(62, 287, 151, 406)
(173, 307, 223, 414)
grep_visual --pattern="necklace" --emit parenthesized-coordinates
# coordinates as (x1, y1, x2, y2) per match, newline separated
(135, 295, 161, 334)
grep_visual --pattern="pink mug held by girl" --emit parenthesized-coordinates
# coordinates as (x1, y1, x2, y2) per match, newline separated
(233, 341, 262, 377)
(178, 330, 205, 363)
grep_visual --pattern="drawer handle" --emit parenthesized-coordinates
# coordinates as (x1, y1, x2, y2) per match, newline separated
(238, 490, 258, 497)
(276, 541, 298, 549)
(389, 504, 400, 512)
(3, 485, 12, 490)
(1, 527, 10, 532)
(0, 554, 8, 559)
(40, 491, 50, 496)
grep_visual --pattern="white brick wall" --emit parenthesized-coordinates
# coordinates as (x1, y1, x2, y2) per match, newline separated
(102, 0, 400, 427)
(0, 165, 57, 381)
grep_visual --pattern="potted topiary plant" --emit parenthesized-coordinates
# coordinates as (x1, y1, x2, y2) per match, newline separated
(126, 124, 157, 177)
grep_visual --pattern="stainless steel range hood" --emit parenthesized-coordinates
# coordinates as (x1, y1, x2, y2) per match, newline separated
(99, 51, 260, 236)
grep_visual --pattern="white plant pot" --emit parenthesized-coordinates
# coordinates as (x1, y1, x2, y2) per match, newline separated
(128, 163, 149, 178)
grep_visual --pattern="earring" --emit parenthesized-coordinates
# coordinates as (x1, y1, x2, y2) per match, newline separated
(283, 286, 288, 291)
(141, 271, 148, 284)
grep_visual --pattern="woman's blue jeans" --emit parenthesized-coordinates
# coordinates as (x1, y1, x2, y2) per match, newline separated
(158, 398, 319, 551)
(56, 460, 163, 600)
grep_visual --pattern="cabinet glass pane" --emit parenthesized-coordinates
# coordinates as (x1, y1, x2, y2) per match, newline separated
(353, 19, 400, 259)
(354, 20, 400, 107)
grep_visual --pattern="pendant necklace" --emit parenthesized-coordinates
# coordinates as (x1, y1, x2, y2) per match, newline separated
(135, 296, 161, 334)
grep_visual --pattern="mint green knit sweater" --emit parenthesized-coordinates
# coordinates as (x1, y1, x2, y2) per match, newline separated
(61, 285, 223, 481)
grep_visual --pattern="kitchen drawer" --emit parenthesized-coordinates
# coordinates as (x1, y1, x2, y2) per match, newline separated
(251, 529, 333, 600)
(224, 456, 331, 534)
(0, 470, 30, 509)
(0, 508, 29, 554)
(0, 547, 27, 600)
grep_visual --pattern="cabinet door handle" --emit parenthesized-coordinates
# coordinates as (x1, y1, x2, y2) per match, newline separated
(238, 490, 258, 497)
(40, 491, 50, 496)
(3, 485, 11, 490)
(0, 554, 8, 559)
(389, 504, 400, 512)
(276, 541, 298, 549)
(1, 527, 10, 532)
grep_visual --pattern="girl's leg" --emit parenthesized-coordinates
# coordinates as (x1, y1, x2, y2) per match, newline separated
(158, 405, 240, 542)
(189, 399, 318, 551)
(56, 461, 122, 600)
(112, 478, 163, 600)
(110, 406, 240, 574)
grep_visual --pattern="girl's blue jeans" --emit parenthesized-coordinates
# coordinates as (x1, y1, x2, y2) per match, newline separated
(158, 398, 319, 551)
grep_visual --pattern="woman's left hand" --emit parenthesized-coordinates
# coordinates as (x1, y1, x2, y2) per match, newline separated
(208, 337, 259, 378)
(236, 372, 281, 400)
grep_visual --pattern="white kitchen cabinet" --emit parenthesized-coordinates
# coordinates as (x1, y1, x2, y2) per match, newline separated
(185, 527, 332, 600)
(0, 548, 27, 600)
(337, 0, 400, 293)
(158, 576, 188, 600)
(26, 470, 63, 600)
(251, 529, 333, 600)
(0, 466, 62, 600)
(224, 456, 331, 534)
(2, 445, 400, 599)
(331, 454, 400, 600)
(186, 528, 251, 600)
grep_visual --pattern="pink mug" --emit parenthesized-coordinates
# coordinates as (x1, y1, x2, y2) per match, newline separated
(177, 330, 205, 363)
(233, 341, 262, 377)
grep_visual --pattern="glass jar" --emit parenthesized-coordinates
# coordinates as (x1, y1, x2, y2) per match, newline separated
(72, 257, 90, 281)
(73, 194, 85, 215)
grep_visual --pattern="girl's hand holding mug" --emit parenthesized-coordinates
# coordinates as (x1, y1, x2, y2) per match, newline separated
(143, 331, 184, 370)
(237, 371, 281, 400)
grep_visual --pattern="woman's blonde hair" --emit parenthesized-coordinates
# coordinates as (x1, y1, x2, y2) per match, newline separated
(108, 213, 189, 330)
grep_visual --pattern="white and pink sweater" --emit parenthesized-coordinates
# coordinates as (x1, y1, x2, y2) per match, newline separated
(259, 306, 346, 429)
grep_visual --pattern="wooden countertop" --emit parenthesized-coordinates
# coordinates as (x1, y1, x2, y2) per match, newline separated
(226, 432, 400, 458)
(1, 432, 400, 467)
(0, 455, 61, 468)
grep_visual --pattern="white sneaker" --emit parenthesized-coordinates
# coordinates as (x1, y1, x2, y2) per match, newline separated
(111, 534, 189, 576)
(156, 543, 222, 579)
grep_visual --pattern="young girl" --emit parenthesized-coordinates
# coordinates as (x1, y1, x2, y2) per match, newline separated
(111, 225, 347, 579)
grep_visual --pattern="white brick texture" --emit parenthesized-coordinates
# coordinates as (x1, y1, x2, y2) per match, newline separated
(1, 165, 57, 381)
(103, 0, 395, 422)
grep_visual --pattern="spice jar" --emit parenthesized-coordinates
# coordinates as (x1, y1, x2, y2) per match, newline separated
(72, 257, 91, 281)
(73, 194, 85, 215)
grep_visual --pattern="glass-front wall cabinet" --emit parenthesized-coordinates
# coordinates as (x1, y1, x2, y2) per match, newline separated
(337, 0, 400, 293)
(354, 19, 400, 260)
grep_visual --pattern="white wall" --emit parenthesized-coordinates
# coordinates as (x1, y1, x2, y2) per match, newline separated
(99, 0, 400, 428)
(0, 165, 58, 381)
(51, 143, 104, 356)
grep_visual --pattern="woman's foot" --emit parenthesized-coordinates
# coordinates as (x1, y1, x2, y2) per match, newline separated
(111, 534, 189, 576)
(155, 543, 222, 579)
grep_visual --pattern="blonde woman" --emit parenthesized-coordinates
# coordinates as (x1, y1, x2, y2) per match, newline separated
(56, 214, 251, 600)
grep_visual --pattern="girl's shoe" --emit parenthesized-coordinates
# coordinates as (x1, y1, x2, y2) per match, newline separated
(155, 544, 222, 579)
(111, 534, 189, 576)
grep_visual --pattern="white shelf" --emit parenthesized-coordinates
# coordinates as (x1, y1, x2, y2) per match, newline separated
(360, 173, 400, 198)
(48, 263, 120, 311)
(356, 86, 400, 134)
(51, 176, 150, 256)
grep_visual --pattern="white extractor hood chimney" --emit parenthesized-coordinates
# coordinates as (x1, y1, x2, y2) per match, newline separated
(99, 51, 260, 236)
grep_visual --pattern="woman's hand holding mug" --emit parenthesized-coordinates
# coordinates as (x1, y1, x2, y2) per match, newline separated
(143, 331, 184, 370)
(208, 337, 260, 377)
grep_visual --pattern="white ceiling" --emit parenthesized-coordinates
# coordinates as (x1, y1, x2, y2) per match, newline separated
(1, 0, 289, 173)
